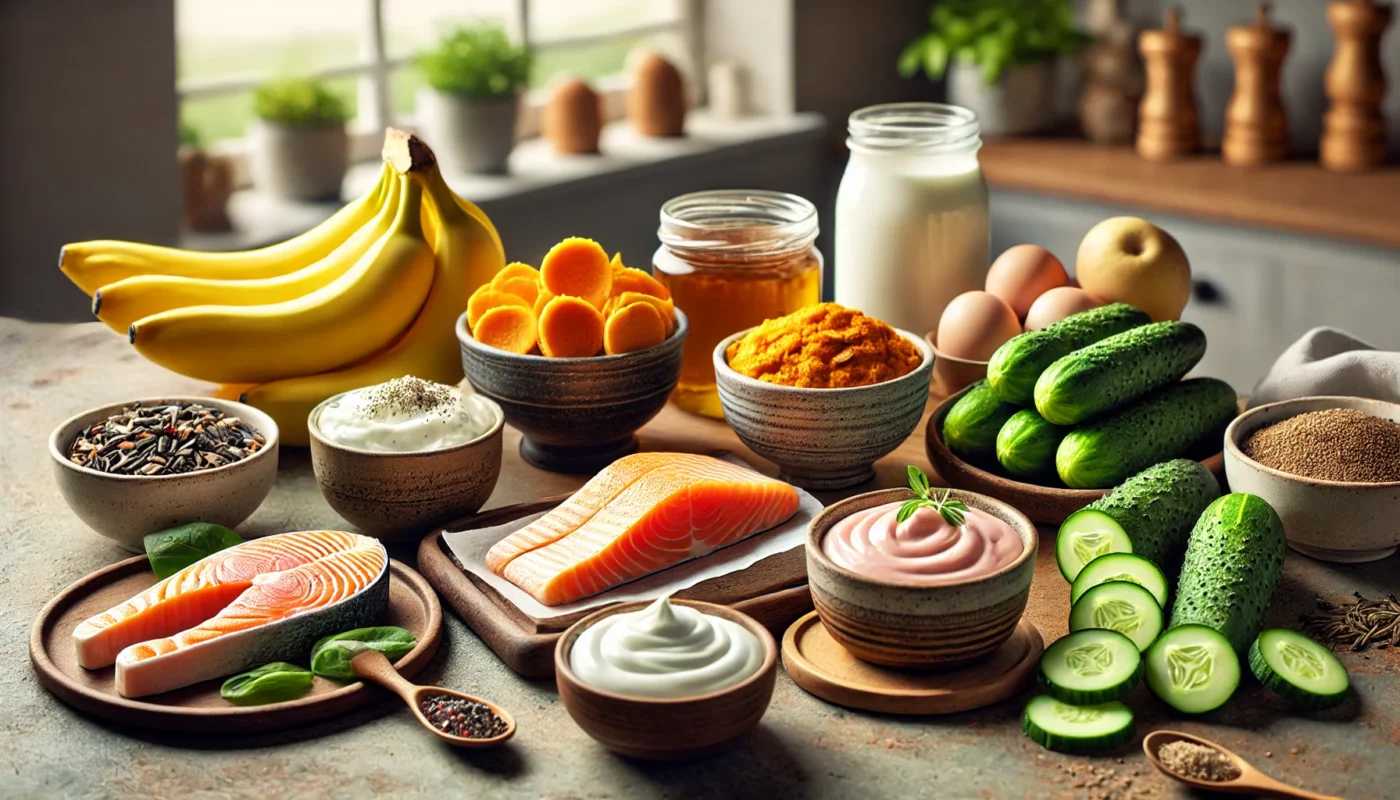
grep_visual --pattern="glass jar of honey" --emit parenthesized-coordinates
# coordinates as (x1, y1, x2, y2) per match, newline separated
(654, 190, 822, 418)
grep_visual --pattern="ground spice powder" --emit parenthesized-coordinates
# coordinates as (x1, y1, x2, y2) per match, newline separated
(1241, 408, 1400, 483)
(725, 303, 922, 388)
(1157, 741, 1240, 782)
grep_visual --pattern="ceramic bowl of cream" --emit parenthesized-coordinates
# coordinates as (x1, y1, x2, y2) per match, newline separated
(308, 378, 504, 541)
(806, 487, 1036, 669)
(554, 597, 778, 760)
(713, 328, 933, 491)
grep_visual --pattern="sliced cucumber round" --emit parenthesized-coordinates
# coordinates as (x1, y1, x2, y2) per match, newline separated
(1249, 629, 1349, 710)
(1057, 508, 1133, 583)
(1070, 553, 1168, 607)
(1022, 694, 1134, 754)
(1145, 624, 1240, 714)
(1069, 580, 1164, 652)
(1040, 629, 1143, 705)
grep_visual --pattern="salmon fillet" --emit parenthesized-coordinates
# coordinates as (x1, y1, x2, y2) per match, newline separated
(73, 530, 389, 698)
(494, 454, 799, 605)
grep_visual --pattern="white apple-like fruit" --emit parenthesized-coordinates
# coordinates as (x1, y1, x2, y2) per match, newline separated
(1075, 217, 1191, 321)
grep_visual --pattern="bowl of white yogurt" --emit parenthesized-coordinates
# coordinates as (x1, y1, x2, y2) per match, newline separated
(554, 596, 778, 760)
(308, 376, 504, 540)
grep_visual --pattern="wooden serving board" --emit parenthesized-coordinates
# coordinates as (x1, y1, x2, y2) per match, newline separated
(417, 496, 812, 678)
(29, 557, 441, 733)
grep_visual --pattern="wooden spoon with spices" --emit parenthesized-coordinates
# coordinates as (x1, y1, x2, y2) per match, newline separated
(1143, 730, 1341, 799)
(350, 649, 515, 748)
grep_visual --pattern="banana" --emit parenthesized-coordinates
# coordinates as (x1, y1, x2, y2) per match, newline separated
(92, 177, 403, 333)
(242, 136, 506, 446)
(61, 165, 391, 296)
(129, 174, 435, 384)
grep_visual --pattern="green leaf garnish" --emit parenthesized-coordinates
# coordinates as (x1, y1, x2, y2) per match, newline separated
(144, 522, 243, 579)
(221, 662, 313, 706)
(310, 626, 418, 680)
(899, 466, 969, 527)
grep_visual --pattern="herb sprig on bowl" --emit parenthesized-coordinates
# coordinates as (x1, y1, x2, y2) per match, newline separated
(897, 465, 968, 526)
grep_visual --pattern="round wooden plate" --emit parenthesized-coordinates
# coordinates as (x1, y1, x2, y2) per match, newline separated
(781, 611, 1042, 715)
(925, 386, 1228, 525)
(29, 556, 442, 733)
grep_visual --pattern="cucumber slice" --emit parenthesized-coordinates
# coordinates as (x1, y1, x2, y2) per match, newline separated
(1022, 694, 1134, 754)
(1070, 553, 1168, 607)
(1056, 509, 1133, 583)
(1249, 629, 1349, 709)
(1069, 581, 1164, 652)
(1040, 629, 1143, 705)
(1145, 624, 1240, 714)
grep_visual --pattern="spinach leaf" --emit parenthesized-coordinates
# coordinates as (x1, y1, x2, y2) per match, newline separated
(144, 522, 244, 578)
(310, 626, 418, 680)
(220, 662, 314, 706)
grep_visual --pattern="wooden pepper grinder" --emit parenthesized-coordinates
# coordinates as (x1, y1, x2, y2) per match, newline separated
(1079, 0, 1144, 145)
(1321, 0, 1393, 171)
(1223, 4, 1291, 166)
(1137, 8, 1203, 161)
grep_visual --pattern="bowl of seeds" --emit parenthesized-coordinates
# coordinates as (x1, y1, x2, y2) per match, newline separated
(1225, 395, 1400, 563)
(49, 397, 279, 551)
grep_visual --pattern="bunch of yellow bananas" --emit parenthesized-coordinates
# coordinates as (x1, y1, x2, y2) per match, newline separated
(60, 130, 506, 446)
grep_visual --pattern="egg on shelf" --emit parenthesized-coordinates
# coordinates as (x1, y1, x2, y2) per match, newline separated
(984, 245, 1070, 319)
(936, 290, 1023, 362)
(1023, 286, 1103, 331)
(627, 51, 687, 137)
(544, 78, 603, 155)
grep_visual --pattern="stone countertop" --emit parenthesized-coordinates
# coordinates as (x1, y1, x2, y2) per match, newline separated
(1, 318, 1395, 799)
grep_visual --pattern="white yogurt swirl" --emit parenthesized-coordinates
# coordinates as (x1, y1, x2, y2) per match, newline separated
(316, 376, 496, 453)
(569, 596, 765, 699)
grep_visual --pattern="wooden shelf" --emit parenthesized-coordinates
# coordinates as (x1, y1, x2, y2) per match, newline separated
(979, 138, 1400, 250)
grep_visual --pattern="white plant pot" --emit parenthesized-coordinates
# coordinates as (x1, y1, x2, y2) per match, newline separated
(947, 60, 1058, 137)
(417, 89, 519, 175)
(247, 120, 349, 201)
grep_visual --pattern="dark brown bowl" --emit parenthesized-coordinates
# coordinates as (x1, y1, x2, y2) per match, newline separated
(554, 600, 778, 760)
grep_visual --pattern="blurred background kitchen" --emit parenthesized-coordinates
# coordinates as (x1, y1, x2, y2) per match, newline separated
(3, 0, 1398, 392)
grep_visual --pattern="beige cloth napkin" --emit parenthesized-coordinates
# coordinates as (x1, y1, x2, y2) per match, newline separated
(1248, 327, 1400, 409)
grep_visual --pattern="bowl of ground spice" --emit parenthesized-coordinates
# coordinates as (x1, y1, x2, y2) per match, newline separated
(713, 303, 933, 490)
(1225, 396, 1400, 563)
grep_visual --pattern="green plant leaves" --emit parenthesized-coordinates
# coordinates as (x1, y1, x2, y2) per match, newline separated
(310, 627, 418, 680)
(417, 25, 531, 99)
(900, 0, 1091, 84)
(253, 79, 351, 126)
(221, 662, 314, 706)
(901, 466, 968, 527)
(143, 522, 243, 579)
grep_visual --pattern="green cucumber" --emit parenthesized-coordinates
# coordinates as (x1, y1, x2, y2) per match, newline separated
(941, 380, 1019, 466)
(1145, 624, 1240, 714)
(996, 408, 1070, 480)
(1073, 459, 1220, 575)
(1040, 629, 1143, 705)
(1056, 509, 1133, 582)
(1170, 493, 1286, 654)
(988, 303, 1151, 405)
(1034, 321, 1207, 425)
(1071, 554, 1168, 607)
(1056, 378, 1237, 489)
(1069, 581, 1164, 652)
(1022, 694, 1134, 754)
(1249, 629, 1349, 709)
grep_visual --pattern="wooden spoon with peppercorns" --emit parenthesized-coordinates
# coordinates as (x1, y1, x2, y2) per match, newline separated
(1143, 730, 1340, 799)
(351, 649, 515, 748)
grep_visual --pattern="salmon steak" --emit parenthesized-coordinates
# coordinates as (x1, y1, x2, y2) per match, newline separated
(488, 453, 800, 606)
(73, 530, 389, 698)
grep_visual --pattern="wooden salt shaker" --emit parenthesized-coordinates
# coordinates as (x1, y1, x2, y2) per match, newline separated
(1223, 3, 1291, 166)
(1321, 0, 1393, 171)
(1079, 0, 1143, 145)
(1137, 8, 1203, 161)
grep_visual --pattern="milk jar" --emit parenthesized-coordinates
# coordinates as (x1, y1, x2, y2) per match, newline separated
(834, 103, 990, 336)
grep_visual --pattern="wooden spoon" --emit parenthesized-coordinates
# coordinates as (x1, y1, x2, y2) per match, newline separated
(1143, 730, 1342, 799)
(350, 649, 515, 748)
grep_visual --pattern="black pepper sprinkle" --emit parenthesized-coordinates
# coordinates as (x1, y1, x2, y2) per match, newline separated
(356, 376, 458, 421)
(419, 694, 508, 739)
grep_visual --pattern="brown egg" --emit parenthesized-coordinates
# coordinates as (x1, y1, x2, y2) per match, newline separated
(1023, 286, 1103, 331)
(985, 245, 1070, 319)
(628, 51, 686, 137)
(936, 291, 1023, 361)
(544, 78, 602, 155)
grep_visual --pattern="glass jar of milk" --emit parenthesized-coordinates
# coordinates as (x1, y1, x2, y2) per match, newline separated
(834, 103, 990, 336)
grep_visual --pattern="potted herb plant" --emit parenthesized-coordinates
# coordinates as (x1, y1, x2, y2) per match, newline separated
(248, 78, 351, 201)
(416, 24, 531, 175)
(899, 0, 1090, 136)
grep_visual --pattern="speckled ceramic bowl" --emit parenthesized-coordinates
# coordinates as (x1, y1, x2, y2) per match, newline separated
(49, 397, 280, 552)
(806, 488, 1037, 669)
(1225, 395, 1400, 563)
(308, 391, 503, 542)
(713, 328, 934, 490)
(457, 309, 688, 473)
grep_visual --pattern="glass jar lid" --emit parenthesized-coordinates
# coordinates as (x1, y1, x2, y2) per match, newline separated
(658, 189, 818, 257)
(847, 102, 981, 154)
